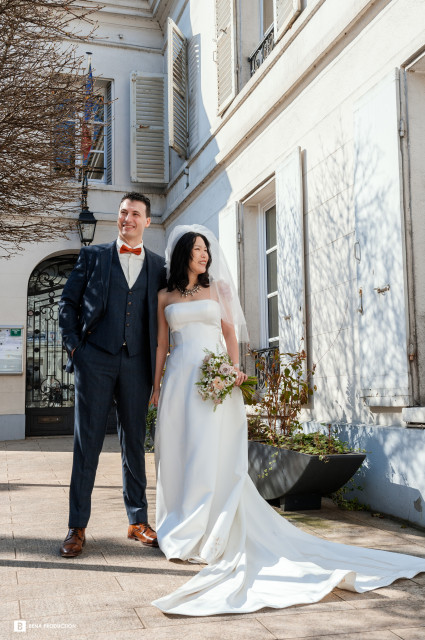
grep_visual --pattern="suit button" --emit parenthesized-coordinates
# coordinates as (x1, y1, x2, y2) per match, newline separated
(128, 291, 133, 295)
(126, 323, 130, 327)
(126, 312, 130, 316)
(128, 301, 132, 305)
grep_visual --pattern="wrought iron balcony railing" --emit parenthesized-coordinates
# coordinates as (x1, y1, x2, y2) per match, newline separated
(248, 25, 275, 77)
(252, 346, 279, 389)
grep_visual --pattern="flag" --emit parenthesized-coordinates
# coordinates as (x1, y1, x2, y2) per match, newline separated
(81, 60, 94, 165)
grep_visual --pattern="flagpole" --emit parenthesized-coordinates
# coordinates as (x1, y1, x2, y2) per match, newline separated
(77, 52, 97, 246)
(81, 52, 93, 216)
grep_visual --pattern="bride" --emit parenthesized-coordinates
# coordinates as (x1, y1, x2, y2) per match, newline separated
(150, 224, 425, 616)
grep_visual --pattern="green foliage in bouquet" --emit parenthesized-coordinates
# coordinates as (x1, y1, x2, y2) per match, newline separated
(197, 350, 257, 411)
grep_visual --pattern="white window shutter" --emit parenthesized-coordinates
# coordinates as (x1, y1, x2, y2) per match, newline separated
(273, 0, 301, 44)
(276, 147, 305, 354)
(215, 0, 236, 115)
(168, 18, 188, 159)
(130, 71, 168, 184)
(188, 36, 200, 154)
(354, 69, 410, 407)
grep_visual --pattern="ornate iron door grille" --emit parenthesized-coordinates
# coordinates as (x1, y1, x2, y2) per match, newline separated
(26, 255, 77, 435)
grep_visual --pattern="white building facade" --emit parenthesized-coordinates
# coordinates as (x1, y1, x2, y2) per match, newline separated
(1, 0, 425, 526)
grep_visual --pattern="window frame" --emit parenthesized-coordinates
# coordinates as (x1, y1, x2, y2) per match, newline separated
(53, 79, 111, 185)
(258, 197, 278, 349)
(85, 82, 109, 185)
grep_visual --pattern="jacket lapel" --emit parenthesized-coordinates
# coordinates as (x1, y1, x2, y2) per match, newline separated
(100, 241, 116, 309)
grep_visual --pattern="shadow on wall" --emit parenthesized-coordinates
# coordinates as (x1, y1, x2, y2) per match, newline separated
(167, 22, 233, 231)
(337, 422, 424, 528)
(300, 118, 406, 427)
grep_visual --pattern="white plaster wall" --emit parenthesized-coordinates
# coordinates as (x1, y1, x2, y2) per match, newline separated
(161, 0, 425, 523)
(165, 0, 425, 429)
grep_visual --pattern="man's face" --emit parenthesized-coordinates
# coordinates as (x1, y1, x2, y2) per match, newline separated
(117, 199, 151, 246)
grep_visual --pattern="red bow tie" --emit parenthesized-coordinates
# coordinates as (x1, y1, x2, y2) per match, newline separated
(120, 245, 142, 256)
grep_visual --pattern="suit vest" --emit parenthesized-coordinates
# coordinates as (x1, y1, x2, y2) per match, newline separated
(86, 247, 150, 361)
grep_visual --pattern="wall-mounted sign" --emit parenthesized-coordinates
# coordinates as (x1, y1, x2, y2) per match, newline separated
(0, 326, 24, 374)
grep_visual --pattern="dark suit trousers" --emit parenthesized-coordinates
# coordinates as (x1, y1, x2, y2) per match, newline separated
(69, 341, 151, 527)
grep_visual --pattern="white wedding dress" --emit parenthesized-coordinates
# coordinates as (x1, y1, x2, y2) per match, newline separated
(153, 299, 425, 616)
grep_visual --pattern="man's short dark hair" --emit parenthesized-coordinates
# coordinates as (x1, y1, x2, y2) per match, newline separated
(120, 192, 151, 217)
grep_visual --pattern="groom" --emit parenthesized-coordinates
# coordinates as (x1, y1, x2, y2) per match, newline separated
(58, 192, 166, 557)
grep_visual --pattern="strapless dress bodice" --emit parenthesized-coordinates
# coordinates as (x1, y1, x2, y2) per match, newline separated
(164, 299, 222, 349)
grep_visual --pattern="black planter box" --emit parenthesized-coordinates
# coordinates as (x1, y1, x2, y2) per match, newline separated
(248, 441, 366, 511)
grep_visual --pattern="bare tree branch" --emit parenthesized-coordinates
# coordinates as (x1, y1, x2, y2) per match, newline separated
(0, 0, 102, 257)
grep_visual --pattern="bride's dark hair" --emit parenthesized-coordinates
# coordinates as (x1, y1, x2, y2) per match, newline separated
(167, 232, 211, 292)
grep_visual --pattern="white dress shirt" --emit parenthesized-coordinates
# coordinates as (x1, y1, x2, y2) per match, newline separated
(116, 237, 145, 288)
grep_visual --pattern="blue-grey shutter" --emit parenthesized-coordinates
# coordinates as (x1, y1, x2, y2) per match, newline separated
(354, 69, 411, 406)
(276, 147, 305, 353)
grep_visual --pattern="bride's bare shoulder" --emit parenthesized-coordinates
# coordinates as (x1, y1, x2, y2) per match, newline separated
(158, 288, 171, 306)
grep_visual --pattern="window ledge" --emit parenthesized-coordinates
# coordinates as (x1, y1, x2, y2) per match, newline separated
(402, 407, 425, 426)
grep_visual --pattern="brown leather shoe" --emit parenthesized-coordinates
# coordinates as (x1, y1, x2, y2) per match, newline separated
(60, 527, 86, 558)
(128, 523, 158, 547)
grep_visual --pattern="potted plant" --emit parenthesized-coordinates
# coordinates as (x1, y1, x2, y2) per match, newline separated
(247, 349, 366, 510)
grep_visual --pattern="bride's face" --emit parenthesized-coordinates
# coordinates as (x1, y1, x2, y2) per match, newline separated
(188, 236, 209, 276)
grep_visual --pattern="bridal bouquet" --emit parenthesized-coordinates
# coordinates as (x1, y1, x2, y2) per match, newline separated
(196, 350, 257, 410)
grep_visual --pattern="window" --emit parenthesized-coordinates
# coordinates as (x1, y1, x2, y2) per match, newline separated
(53, 80, 112, 184)
(263, 204, 279, 348)
(53, 118, 76, 178)
(239, 178, 277, 355)
(262, 0, 274, 35)
(81, 83, 109, 183)
(249, 0, 301, 75)
(274, 0, 301, 43)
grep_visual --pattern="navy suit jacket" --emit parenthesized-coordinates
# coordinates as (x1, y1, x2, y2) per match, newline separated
(59, 241, 166, 379)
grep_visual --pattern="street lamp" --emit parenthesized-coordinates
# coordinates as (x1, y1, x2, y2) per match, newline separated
(77, 207, 97, 246)
(77, 171, 97, 246)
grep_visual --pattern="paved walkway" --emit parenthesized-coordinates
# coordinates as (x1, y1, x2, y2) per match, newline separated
(1, 435, 425, 640)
